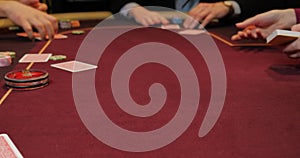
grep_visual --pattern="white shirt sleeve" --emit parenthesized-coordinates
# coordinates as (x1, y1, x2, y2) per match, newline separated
(230, 1, 241, 15)
(119, 2, 140, 18)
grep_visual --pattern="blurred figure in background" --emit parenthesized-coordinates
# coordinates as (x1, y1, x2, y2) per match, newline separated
(109, 0, 300, 28)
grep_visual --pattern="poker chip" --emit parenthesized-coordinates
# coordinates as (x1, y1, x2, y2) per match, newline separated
(71, 20, 81, 28)
(8, 26, 20, 31)
(49, 55, 67, 61)
(59, 19, 72, 29)
(4, 69, 49, 90)
(0, 55, 12, 67)
(71, 30, 85, 35)
(0, 51, 16, 58)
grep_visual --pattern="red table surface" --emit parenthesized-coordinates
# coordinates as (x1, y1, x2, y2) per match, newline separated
(0, 23, 299, 158)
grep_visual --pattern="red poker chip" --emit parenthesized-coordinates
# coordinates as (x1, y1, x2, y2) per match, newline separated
(4, 69, 49, 90)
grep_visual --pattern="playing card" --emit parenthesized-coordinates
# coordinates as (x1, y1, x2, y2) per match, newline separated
(178, 29, 206, 35)
(16, 32, 68, 40)
(19, 53, 52, 63)
(266, 29, 300, 45)
(51, 60, 98, 72)
(161, 24, 180, 29)
(0, 134, 23, 158)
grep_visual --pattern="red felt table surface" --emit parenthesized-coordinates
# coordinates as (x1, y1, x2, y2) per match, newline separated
(0, 21, 299, 158)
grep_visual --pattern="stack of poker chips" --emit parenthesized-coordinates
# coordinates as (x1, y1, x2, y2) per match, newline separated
(59, 20, 80, 29)
(4, 69, 49, 90)
(0, 51, 16, 67)
(59, 19, 72, 29)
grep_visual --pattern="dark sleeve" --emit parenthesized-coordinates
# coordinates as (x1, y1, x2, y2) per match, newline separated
(109, 0, 176, 14)
(235, 0, 300, 21)
(295, 8, 300, 23)
(109, 0, 139, 14)
(235, 0, 283, 20)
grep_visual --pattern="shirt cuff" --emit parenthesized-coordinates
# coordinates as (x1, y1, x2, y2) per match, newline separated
(120, 2, 140, 18)
(295, 8, 300, 23)
(229, 1, 241, 15)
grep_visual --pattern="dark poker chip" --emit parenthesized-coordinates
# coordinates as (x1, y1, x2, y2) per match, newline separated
(4, 69, 49, 90)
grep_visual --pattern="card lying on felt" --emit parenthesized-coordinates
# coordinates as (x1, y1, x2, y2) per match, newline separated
(51, 60, 98, 72)
(16, 32, 68, 40)
(19, 53, 52, 63)
(266, 29, 300, 45)
(0, 134, 23, 158)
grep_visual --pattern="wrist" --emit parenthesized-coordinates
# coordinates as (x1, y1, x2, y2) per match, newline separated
(284, 9, 297, 28)
(223, 1, 234, 15)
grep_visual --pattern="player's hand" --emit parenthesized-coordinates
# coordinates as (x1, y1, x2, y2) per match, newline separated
(184, 2, 230, 29)
(283, 24, 300, 58)
(129, 6, 169, 26)
(231, 9, 297, 41)
(19, 0, 48, 11)
(3, 1, 57, 40)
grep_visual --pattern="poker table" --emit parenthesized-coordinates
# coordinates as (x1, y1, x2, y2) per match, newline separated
(0, 12, 299, 158)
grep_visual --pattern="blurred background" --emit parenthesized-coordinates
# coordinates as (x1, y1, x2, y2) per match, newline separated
(41, 0, 109, 13)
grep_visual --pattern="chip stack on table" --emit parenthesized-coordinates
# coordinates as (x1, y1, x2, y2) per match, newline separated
(0, 51, 16, 67)
(4, 69, 49, 90)
(59, 19, 72, 29)
(59, 19, 81, 29)
(0, 55, 12, 67)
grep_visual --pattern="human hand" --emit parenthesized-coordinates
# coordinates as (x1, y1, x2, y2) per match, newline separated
(184, 2, 230, 29)
(129, 6, 169, 26)
(283, 24, 300, 58)
(231, 9, 297, 40)
(19, 0, 48, 11)
(3, 1, 57, 40)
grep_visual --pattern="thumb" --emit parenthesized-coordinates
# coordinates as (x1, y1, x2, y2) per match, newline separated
(291, 24, 300, 32)
(236, 16, 259, 29)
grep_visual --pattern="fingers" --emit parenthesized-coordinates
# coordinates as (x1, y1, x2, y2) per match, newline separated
(138, 15, 169, 26)
(291, 24, 300, 32)
(231, 26, 259, 40)
(186, 2, 229, 28)
(288, 52, 300, 58)
(201, 13, 215, 28)
(130, 7, 169, 26)
(283, 38, 300, 54)
(235, 17, 258, 29)
(19, 19, 34, 39)
(183, 17, 199, 29)
(37, 3, 48, 12)
(6, 1, 56, 40)
(40, 15, 58, 39)
(184, 4, 209, 29)
(136, 13, 169, 26)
